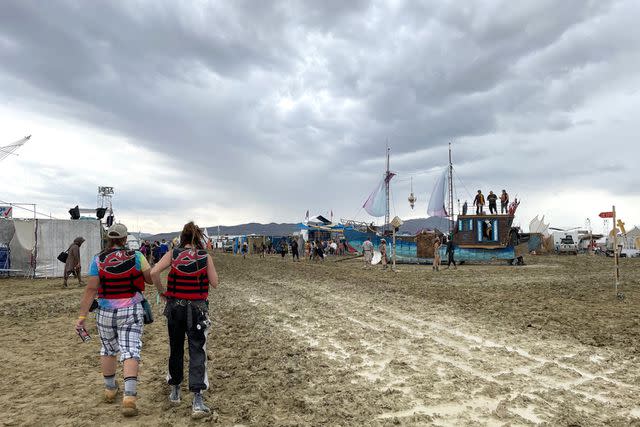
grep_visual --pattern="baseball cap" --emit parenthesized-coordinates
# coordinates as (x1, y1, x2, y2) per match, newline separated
(107, 223, 128, 239)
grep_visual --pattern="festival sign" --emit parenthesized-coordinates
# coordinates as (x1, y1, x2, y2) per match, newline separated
(599, 211, 614, 218)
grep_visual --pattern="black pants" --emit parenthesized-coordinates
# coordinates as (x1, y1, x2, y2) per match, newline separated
(501, 202, 508, 214)
(447, 254, 456, 267)
(489, 203, 497, 214)
(292, 250, 299, 260)
(165, 300, 209, 392)
(476, 205, 483, 214)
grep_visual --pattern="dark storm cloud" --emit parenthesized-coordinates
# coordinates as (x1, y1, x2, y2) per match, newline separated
(1, 0, 639, 224)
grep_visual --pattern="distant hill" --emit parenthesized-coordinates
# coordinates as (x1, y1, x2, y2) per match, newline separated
(398, 217, 453, 234)
(144, 217, 452, 241)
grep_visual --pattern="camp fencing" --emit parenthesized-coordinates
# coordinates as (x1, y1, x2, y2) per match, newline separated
(0, 218, 103, 278)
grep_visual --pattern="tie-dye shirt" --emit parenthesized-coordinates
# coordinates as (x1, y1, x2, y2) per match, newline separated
(88, 248, 150, 309)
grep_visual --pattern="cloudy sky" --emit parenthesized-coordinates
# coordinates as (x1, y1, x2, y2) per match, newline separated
(1, 0, 639, 234)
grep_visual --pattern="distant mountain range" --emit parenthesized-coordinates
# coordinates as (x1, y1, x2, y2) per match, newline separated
(143, 217, 452, 242)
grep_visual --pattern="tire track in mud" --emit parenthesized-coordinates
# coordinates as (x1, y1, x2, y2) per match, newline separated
(235, 270, 640, 426)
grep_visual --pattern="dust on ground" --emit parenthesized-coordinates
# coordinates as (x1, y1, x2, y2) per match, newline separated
(0, 254, 639, 426)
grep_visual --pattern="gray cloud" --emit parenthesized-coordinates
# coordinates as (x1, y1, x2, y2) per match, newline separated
(1, 0, 639, 229)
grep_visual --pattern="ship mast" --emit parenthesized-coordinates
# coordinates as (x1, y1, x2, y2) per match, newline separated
(384, 145, 390, 235)
(448, 142, 454, 234)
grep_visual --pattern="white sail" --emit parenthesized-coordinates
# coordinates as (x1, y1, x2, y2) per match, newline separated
(0, 135, 30, 161)
(529, 215, 541, 233)
(427, 167, 448, 217)
(363, 172, 395, 218)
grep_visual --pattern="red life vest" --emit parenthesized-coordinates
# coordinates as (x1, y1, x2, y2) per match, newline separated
(165, 248, 209, 300)
(97, 249, 145, 299)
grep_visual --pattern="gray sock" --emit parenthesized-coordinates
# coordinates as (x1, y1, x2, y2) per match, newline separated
(103, 374, 116, 389)
(124, 376, 137, 396)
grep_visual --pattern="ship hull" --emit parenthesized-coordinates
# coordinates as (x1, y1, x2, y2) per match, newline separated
(344, 227, 523, 265)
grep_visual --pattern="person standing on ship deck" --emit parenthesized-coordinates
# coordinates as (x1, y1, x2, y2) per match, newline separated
(487, 191, 498, 215)
(473, 190, 485, 215)
(500, 190, 509, 214)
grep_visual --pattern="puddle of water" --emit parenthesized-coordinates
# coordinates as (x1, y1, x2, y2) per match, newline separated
(378, 397, 499, 420)
(510, 405, 544, 424)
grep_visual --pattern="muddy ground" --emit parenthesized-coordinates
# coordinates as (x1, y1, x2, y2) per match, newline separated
(0, 253, 639, 426)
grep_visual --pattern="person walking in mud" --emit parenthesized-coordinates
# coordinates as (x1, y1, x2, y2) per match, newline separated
(291, 239, 299, 262)
(151, 221, 218, 419)
(63, 237, 85, 287)
(445, 236, 456, 269)
(362, 238, 373, 268)
(304, 240, 311, 260)
(75, 223, 158, 417)
(241, 241, 248, 259)
(259, 242, 266, 258)
(380, 239, 388, 270)
(474, 190, 485, 215)
(315, 239, 325, 261)
(433, 237, 441, 271)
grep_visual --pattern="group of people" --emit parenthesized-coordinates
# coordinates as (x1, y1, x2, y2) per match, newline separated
(238, 238, 350, 262)
(75, 221, 218, 419)
(462, 189, 510, 215)
(432, 235, 456, 271)
(304, 239, 347, 261)
(361, 238, 389, 269)
(139, 239, 170, 265)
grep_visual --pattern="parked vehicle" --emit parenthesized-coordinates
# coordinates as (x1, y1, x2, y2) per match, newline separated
(555, 234, 578, 255)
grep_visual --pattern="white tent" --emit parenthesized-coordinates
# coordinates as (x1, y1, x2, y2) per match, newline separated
(126, 234, 140, 250)
(0, 218, 103, 277)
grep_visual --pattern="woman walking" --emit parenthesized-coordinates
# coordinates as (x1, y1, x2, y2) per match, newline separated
(380, 239, 388, 270)
(433, 237, 441, 271)
(151, 222, 218, 419)
(75, 223, 157, 416)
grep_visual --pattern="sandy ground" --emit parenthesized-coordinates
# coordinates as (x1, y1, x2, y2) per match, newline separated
(0, 253, 639, 426)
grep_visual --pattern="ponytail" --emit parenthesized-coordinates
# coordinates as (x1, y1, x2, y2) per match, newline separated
(179, 221, 205, 250)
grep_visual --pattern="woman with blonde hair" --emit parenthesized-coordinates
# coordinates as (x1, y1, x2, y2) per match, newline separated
(151, 221, 218, 419)
(433, 237, 441, 271)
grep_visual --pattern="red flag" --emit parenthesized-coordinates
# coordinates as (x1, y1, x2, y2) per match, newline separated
(599, 211, 614, 218)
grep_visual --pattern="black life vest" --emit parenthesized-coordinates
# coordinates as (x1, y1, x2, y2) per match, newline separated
(165, 248, 209, 300)
(97, 249, 145, 299)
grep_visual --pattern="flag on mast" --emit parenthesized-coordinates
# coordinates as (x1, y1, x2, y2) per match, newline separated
(427, 168, 448, 217)
(363, 172, 396, 217)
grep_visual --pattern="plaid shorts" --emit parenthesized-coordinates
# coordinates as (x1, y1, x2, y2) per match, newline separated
(96, 303, 144, 361)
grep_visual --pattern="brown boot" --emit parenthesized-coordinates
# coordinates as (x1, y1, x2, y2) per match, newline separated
(121, 395, 138, 416)
(104, 386, 118, 403)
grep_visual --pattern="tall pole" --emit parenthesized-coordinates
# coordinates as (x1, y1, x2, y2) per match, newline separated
(448, 142, 454, 235)
(384, 145, 390, 235)
(613, 205, 620, 295)
(392, 226, 397, 271)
